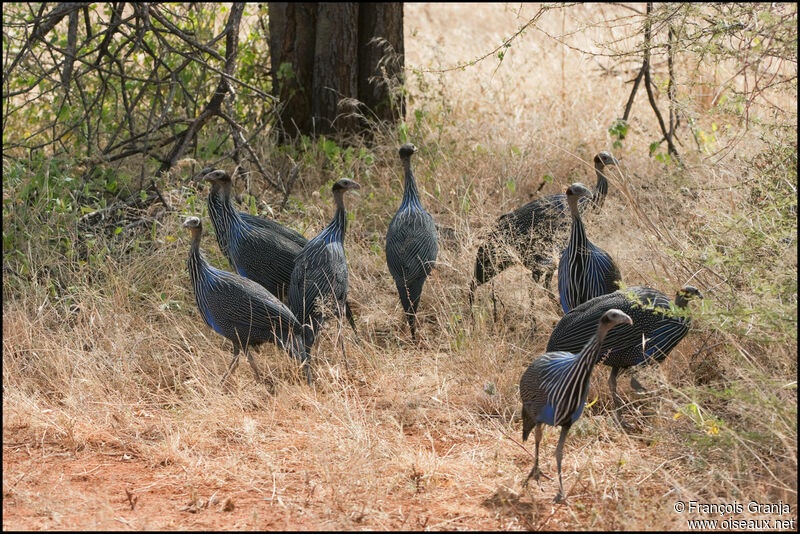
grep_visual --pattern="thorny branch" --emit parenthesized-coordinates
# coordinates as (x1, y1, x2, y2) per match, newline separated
(3, 2, 286, 212)
(514, 3, 795, 163)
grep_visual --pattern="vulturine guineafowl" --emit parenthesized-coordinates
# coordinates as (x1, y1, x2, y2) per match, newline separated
(470, 152, 618, 318)
(557, 182, 622, 314)
(386, 143, 439, 340)
(203, 169, 303, 301)
(202, 167, 307, 266)
(546, 285, 702, 424)
(289, 178, 361, 360)
(520, 308, 633, 502)
(202, 168, 358, 334)
(182, 216, 310, 385)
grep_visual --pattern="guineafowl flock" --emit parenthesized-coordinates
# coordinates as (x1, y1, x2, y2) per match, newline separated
(182, 143, 702, 503)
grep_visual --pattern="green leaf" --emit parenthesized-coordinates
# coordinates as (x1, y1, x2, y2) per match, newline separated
(608, 119, 629, 139)
(398, 122, 409, 144)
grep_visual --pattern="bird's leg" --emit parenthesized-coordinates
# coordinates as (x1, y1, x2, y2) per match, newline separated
(303, 356, 313, 386)
(553, 425, 570, 503)
(540, 266, 560, 307)
(244, 347, 264, 383)
(543, 264, 555, 291)
(609, 366, 622, 411)
(630, 374, 647, 394)
(609, 367, 633, 431)
(220, 346, 241, 385)
(491, 281, 498, 323)
(533, 424, 547, 483)
(468, 280, 477, 324)
(523, 424, 549, 488)
(345, 301, 359, 344)
(337, 318, 350, 372)
(304, 341, 315, 385)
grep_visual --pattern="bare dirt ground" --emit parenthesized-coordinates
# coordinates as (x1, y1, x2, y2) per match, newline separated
(1, 404, 674, 531)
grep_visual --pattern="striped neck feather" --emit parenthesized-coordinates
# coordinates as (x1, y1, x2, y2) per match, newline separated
(400, 160, 422, 212)
(568, 213, 588, 253)
(316, 205, 346, 245)
(593, 164, 609, 208)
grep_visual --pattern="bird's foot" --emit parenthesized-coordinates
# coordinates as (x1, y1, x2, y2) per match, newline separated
(522, 467, 550, 489)
(533, 467, 549, 482)
(613, 411, 636, 433)
(220, 377, 236, 392)
(553, 492, 566, 504)
(259, 375, 276, 390)
(630, 375, 648, 394)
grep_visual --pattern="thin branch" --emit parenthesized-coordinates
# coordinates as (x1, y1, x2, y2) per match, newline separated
(416, 5, 553, 74)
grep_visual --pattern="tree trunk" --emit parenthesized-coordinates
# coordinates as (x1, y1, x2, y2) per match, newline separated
(312, 3, 359, 136)
(268, 2, 404, 141)
(269, 3, 317, 139)
(358, 3, 404, 124)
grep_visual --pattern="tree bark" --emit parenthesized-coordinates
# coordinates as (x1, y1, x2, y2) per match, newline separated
(268, 2, 404, 141)
(312, 3, 359, 136)
(358, 3, 404, 124)
(269, 3, 317, 139)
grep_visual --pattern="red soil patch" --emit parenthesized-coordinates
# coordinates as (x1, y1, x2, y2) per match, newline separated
(3, 423, 588, 530)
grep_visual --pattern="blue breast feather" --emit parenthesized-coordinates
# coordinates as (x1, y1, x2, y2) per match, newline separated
(198, 276, 224, 336)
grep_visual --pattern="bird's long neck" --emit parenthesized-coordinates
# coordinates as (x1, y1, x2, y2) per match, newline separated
(675, 292, 691, 309)
(322, 191, 347, 244)
(567, 195, 587, 251)
(578, 324, 613, 368)
(673, 292, 695, 326)
(592, 161, 609, 209)
(209, 183, 244, 228)
(551, 325, 609, 426)
(400, 157, 422, 211)
(187, 231, 207, 287)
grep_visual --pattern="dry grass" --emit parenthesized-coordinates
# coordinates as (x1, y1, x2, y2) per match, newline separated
(3, 3, 797, 530)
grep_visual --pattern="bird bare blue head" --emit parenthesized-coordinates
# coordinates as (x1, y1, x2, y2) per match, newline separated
(595, 152, 619, 167)
(203, 169, 231, 184)
(182, 216, 202, 233)
(399, 143, 417, 159)
(601, 308, 633, 327)
(332, 178, 361, 193)
(676, 285, 703, 308)
(566, 182, 593, 198)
